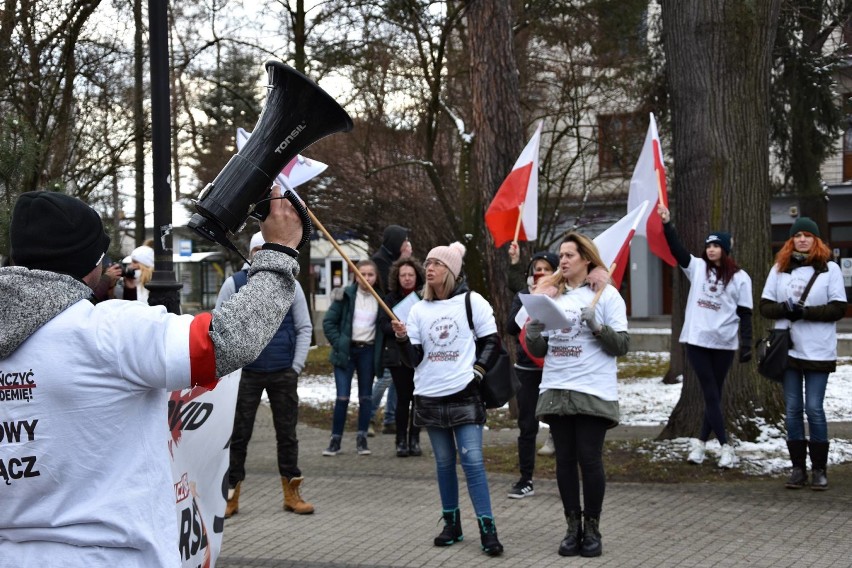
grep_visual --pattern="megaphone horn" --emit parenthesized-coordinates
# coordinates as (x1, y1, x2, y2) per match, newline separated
(188, 61, 353, 251)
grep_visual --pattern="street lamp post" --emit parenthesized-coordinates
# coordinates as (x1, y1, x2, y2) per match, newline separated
(146, 0, 182, 313)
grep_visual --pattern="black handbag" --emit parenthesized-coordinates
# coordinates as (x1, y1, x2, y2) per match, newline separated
(465, 292, 520, 409)
(756, 329, 791, 382)
(756, 269, 821, 382)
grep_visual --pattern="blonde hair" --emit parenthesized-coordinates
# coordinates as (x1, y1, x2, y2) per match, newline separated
(422, 269, 456, 301)
(540, 232, 605, 295)
(138, 264, 153, 289)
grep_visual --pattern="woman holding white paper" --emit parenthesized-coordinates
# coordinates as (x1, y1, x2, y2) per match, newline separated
(378, 257, 425, 457)
(524, 232, 628, 559)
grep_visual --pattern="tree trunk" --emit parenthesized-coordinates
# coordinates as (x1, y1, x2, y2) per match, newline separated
(467, 0, 523, 332)
(658, 0, 785, 441)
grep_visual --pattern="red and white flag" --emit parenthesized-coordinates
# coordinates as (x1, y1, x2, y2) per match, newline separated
(626, 113, 676, 266)
(485, 121, 542, 248)
(593, 201, 649, 289)
(236, 127, 328, 190)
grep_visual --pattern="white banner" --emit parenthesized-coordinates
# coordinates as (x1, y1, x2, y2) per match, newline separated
(168, 371, 240, 568)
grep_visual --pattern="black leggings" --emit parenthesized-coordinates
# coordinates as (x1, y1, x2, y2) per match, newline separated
(549, 414, 609, 517)
(685, 344, 734, 445)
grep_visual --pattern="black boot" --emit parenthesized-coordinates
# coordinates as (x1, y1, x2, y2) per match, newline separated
(580, 513, 602, 557)
(408, 428, 422, 457)
(395, 434, 409, 457)
(434, 509, 463, 546)
(785, 440, 808, 489)
(558, 510, 583, 557)
(809, 441, 829, 491)
(477, 516, 504, 556)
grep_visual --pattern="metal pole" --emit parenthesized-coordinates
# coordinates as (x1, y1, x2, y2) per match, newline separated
(146, 0, 182, 313)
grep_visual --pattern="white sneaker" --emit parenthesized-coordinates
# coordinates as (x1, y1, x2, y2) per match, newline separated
(687, 439, 705, 464)
(537, 433, 555, 456)
(718, 444, 736, 469)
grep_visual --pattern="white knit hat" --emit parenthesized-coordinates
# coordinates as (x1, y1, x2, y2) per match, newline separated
(426, 242, 466, 279)
(130, 245, 154, 268)
(249, 231, 265, 251)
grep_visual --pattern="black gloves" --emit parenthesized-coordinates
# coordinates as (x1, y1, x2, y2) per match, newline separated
(783, 298, 804, 322)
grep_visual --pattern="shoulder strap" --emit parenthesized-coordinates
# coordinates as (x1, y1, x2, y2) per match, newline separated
(464, 291, 476, 338)
(232, 269, 249, 292)
(797, 269, 822, 306)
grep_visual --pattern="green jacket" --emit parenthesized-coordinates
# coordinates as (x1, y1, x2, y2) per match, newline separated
(323, 283, 384, 376)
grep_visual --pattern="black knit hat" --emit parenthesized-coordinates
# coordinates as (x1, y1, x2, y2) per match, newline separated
(789, 217, 820, 239)
(11, 191, 110, 280)
(527, 250, 559, 276)
(705, 232, 732, 255)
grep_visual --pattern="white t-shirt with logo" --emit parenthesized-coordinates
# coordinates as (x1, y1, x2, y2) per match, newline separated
(679, 257, 753, 350)
(407, 292, 497, 397)
(539, 285, 627, 402)
(761, 262, 846, 361)
(0, 299, 194, 567)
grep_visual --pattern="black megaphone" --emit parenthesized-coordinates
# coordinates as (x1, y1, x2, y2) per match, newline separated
(188, 61, 353, 251)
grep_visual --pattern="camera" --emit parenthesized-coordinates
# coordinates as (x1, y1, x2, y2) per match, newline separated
(122, 266, 136, 280)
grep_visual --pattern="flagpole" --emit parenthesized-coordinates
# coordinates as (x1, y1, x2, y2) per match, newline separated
(588, 261, 617, 310)
(655, 168, 666, 205)
(512, 202, 524, 245)
(304, 208, 397, 321)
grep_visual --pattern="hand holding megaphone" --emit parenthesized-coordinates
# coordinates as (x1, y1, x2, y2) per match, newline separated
(259, 185, 306, 251)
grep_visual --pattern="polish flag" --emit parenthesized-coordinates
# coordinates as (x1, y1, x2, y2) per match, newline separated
(626, 114, 676, 266)
(592, 201, 649, 288)
(236, 127, 328, 189)
(485, 121, 542, 248)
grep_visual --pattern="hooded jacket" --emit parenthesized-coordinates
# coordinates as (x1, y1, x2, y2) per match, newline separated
(371, 225, 409, 289)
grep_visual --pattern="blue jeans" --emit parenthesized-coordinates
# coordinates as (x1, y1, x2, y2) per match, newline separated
(370, 368, 397, 425)
(783, 367, 829, 443)
(331, 345, 374, 436)
(427, 424, 493, 517)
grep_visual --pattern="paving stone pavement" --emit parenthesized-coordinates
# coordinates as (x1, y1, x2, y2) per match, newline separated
(217, 406, 852, 567)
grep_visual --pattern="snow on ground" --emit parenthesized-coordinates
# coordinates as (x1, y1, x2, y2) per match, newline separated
(294, 354, 852, 475)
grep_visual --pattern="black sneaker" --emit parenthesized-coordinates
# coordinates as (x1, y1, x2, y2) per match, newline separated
(507, 478, 534, 499)
(322, 435, 342, 457)
(356, 434, 371, 455)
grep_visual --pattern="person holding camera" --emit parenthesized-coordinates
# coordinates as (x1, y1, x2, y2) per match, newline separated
(114, 244, 155, 302)
(0, 187, 304, 566)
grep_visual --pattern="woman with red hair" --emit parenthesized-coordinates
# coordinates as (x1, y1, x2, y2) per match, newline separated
(760, 218, 846, 490)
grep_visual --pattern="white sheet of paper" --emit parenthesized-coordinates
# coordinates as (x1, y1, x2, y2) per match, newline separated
(392, 292, 420, 322)
(519, 294, 572, 331)
(514, 306, 529, 329)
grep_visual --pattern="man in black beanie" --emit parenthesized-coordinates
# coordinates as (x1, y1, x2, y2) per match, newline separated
(0, 188, 304, 567)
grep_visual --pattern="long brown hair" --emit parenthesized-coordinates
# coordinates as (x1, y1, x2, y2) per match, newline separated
(539, 232, 605, 296)
(701, 249, 740, 287)
(773, 234, 831, 272)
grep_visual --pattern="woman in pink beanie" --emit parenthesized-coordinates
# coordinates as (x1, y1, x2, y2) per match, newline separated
(391, 241, 504, 556)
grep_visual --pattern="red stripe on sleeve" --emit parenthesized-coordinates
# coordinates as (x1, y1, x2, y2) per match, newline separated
(189, 312, 218, 390)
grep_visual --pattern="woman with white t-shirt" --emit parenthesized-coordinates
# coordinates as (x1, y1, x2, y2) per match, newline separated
(658, 204, 753, 469)
(759, 217, 846, 490)
(391, 242, 504, 557)
(322, 259, 384, 457)
(524, 232, 629, 559)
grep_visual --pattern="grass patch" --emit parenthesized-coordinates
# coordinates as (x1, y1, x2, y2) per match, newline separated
(305, 345, 333, 375)
(617, 351, 670, 379)
(482, 438, 758, 484)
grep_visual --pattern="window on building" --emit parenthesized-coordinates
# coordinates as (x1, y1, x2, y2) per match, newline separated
(597, 112, 646, 176)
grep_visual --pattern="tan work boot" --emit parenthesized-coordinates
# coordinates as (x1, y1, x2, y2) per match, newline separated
(282, 476, 315, 514)
(225, 482, 241, 518)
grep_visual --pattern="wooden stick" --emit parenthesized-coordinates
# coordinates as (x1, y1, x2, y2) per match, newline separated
(588, 261, 617, 310)
(305, 208, 398, 321)
(655, 167, 666, 206)
(512, 202, 525, 245)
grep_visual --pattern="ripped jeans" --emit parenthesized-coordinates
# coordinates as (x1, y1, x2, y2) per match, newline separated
(426, 423, 493, 517)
